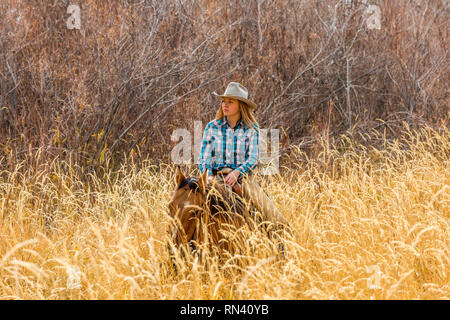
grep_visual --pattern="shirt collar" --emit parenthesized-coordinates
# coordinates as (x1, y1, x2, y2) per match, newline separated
(222, 117, 245, 129)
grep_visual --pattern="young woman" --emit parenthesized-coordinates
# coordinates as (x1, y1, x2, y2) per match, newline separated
(198, 82, 287, 225)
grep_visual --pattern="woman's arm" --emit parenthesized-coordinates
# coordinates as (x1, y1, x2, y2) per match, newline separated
(198, 122, 215, 176)
(236, 125, 259, 177)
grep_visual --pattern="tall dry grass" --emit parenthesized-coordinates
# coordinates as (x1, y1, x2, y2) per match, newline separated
(0, 126, 448, 299)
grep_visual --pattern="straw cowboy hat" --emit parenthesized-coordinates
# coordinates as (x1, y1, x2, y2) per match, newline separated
(213, 82, 257, 109)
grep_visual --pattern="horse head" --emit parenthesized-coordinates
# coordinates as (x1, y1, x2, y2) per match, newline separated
(167, 166, 249, 251)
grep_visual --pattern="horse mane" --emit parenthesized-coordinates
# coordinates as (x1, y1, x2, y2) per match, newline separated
(206, 181, 247, 216)
(177, 177, 247, 216)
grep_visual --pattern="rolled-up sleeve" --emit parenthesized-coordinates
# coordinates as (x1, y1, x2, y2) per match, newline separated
(236, 125, 259, 177)
(198, 123, 215, 176)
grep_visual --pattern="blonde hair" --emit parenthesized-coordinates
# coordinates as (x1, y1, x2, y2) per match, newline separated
(215, 100, 259, 129)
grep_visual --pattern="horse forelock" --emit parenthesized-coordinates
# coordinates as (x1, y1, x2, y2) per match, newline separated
(178, 177, 200, 192)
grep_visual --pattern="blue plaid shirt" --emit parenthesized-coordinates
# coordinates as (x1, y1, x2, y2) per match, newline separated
(198, 118, 259, 177)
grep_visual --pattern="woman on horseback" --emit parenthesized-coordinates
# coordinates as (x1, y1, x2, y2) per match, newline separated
(198, 82, 287, 226)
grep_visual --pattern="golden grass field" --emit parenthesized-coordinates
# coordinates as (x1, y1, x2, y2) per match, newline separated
(0, 127, 448, 300)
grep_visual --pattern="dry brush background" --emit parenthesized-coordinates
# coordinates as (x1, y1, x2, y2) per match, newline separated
(0, 0, 449, 300)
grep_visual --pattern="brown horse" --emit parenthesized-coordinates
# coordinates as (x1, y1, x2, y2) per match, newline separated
(167, 166, 255, 255)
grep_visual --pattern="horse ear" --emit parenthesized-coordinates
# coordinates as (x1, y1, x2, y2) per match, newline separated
(175, 165, 185, 186)
(197, 169, 208, 194)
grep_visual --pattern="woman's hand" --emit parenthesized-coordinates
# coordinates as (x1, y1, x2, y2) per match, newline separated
(224, 169, 241, 186)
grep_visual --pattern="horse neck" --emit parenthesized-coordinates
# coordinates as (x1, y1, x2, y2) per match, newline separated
(204, 183, 244, 215)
